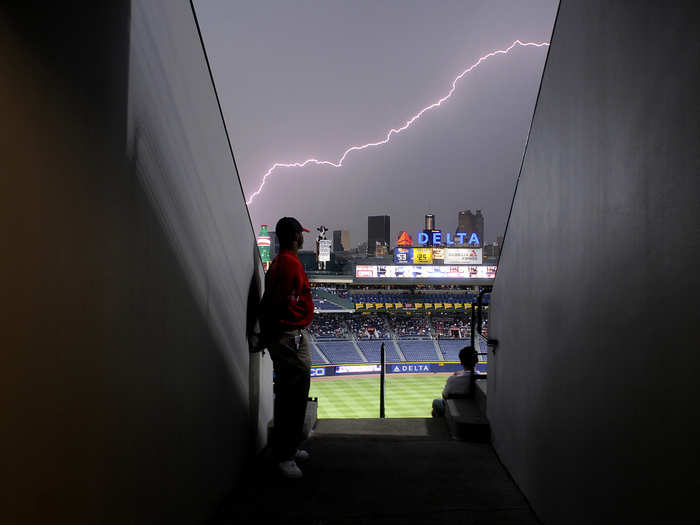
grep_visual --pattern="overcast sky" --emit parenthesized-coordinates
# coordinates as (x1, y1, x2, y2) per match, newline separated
(195, 0, 558, 248)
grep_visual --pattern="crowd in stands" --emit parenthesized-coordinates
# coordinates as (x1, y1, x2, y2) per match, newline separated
(307, 311, 477, 340)
(391, 314, 431, 338)
(347, 314, 388, 339)
(430, 312, 470, 338)
(308, 314, 349, 339)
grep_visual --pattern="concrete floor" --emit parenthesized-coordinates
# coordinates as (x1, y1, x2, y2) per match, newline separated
(212, 418, 539, 524)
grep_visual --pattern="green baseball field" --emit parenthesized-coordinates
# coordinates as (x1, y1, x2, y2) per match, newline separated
(309, 374, 449, 418)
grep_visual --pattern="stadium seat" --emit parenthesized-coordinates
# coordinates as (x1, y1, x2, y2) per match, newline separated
(356, 340, 402, 363)
(398, 340, 439, 361)
(316, 341, 364, 364)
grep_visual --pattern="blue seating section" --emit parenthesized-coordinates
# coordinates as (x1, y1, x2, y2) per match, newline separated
(310, 343, 328, 365)
(438, 339, 470, 361)
(357, 340, 402, 363)
(398, 340, 439, 361)
(315, 341, 364, 364)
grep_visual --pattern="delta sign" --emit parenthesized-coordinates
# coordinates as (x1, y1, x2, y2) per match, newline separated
(418, 231, 481, 246)
(396, 230, 481, 247)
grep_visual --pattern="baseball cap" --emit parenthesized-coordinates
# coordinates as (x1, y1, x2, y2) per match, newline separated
(275, 217, 310, 237)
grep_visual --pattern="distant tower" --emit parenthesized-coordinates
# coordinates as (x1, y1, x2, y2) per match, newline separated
(456, 210, 484, 246)
(423, 213, 441, 246)
(332, 230, 350, 252)
(257, 225, 271, 271)
(367, 215, 390, 256)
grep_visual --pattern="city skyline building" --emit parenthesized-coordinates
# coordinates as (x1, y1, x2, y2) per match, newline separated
(332, 229, 350, 252)
(456, 209, 484, 246)
(367, 215, 390, 256)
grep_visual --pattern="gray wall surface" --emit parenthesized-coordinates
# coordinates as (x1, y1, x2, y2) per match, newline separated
(1, 1, 272, 523)
(488, 2, 700, 523)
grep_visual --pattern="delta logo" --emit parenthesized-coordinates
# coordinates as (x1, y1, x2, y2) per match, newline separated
(397, 231, 413, 246)
(392, 364, 430, 373)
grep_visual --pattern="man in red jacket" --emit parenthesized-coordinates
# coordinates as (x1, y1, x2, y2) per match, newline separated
(260, 217, 314, 479)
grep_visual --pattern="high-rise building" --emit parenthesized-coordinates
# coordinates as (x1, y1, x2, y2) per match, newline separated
(456, 210, 484, 246)
(332, 230, 350, 252)
(422, 213, 441, 246)
(367, 215, 390, 255)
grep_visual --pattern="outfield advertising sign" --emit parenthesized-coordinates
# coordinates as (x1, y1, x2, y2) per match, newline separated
(309, 361, 485, 377)
(389, 363, 432, 373)
(335, 364, 382, 375)
(393, 247, 412, 264)
(355, 264, 496, 279)
(412, 248, 433, 264)
(444, 248, 482, 265)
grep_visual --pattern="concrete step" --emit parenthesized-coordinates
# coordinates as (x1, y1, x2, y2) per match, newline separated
(313, 417, 450, 440)
(445, 396, 490, 443)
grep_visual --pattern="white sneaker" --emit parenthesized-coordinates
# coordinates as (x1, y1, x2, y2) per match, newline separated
(294, 449, 310, 462)
(278, 459, 303, 479)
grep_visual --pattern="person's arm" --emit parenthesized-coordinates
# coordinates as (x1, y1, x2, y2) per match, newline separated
(285, 265, 312, 322)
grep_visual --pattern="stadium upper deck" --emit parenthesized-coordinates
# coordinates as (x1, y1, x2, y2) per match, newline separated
(307, 286, 489, 370)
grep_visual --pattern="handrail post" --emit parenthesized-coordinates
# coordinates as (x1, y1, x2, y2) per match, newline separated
(380, 342, 386, 418)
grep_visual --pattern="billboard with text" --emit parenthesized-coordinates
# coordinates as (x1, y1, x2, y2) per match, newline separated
(355, 265, 497, 279)
(444, 248, 482, 265)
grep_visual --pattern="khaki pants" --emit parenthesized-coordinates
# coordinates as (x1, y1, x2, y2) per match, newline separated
(267, 328, 311, 461)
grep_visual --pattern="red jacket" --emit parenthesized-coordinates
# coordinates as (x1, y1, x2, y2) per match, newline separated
(260, 249, 314, 332)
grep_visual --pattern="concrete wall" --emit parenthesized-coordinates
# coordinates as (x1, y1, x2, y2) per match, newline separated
(488, 2, 700, 523)
(1, 2, 272, 523)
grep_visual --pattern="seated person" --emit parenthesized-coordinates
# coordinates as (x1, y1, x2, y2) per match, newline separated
(431, 346, 478, 417)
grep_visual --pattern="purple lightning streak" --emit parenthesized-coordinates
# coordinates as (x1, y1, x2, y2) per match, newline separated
(245, 39, 549, 205)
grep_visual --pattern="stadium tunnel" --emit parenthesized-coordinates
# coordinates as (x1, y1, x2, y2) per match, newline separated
(2, 1, 698, 524)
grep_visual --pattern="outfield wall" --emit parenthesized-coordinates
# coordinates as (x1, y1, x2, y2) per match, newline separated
(311, 362, 487, 378)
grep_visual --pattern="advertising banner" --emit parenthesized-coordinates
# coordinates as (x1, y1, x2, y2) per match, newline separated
(412, 248, 433, 264)
(444, 248, 482, 265)
(355, 265, 377, 278)
(336, 364, 382, 375)
(385, 303, 393, 309)
(454, 303, 462, 309)
(318, 239, 332, 262)
(424, 303, 432, 309)
(434, 302, 443, 309)
(395, 302, 403, 309)
(375, 303, 384, 309)
(310, 362, 479, 378)
(355, 302, 364, 309)
(444, 303, 453, 309)
(354, 264, 497, 279)
(386, 362, 465, 374)
(415, 303, 423, 309)
(365, 303, 374, 309)
(393, 247, 412, 265)
(432, 248, 445, 260)
(388, 363, 433, 374)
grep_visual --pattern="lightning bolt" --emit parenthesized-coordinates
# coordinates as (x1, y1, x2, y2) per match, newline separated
(245, 40, 549, 205)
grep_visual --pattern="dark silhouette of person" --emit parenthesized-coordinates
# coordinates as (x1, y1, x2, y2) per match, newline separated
(432, 346, 478, 417)
(259, 217, 314, 479)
